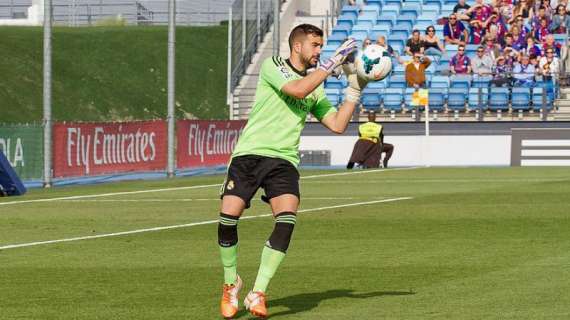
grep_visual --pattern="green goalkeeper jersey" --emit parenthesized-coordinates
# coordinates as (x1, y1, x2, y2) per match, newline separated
(232, 56, 336, 167)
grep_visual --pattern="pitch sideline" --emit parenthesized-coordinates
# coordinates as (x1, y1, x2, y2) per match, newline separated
(0, 197, 413, 251)
(0, 167, 420, 207)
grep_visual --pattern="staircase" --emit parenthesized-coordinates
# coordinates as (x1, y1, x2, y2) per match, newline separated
(231, 1, 332, 119)
(554, 87, 570, 121)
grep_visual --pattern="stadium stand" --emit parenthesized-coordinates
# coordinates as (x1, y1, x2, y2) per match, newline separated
(324, 0, 570, 121)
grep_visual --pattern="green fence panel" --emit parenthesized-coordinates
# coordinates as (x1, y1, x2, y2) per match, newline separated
(0, 124, 44, 180)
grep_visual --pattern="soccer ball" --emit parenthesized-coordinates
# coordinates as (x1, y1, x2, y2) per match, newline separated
(354, 44, 392, 81)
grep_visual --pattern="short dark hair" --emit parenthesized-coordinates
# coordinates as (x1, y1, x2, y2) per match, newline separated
(288, 24, 324, 51)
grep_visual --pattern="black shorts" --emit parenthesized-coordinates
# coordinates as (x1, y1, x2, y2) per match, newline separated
(220, 155, 300, 208)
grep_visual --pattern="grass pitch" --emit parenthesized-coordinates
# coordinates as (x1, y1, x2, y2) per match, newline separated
(1, 167, 569, 319)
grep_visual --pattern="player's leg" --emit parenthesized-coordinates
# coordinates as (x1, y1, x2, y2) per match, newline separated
(245, 159, 300, 318)
(382, 143, 394, 168)
(218, 156, 261, 318)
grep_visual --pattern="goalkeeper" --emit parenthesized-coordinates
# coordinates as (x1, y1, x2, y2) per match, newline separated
(216, 24, 368, 319)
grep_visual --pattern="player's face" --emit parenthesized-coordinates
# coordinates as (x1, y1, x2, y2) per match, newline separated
(300, 34, 323, 68)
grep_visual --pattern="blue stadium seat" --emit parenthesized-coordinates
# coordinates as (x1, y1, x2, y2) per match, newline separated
(447, 88, 467, 110)
(532, 87, 553, 111)
(341, 5, 360, 20)
(320, 45, 336, 60)
(351, 24, 371, 39)
(361, 5, 380, 15)
(450, 75, 472, 89)
(382, 4, 401, 16)
(391, 26, 411, 39)
(383, 88, 404, 111)
(324, 76, 347, 89)
(361, 87, 382, 108)
(404, 88, 417, 111)
(326, 33, 346, 47)
(511, 87, 531, 110)
(388, 75, 407, 88)
(468, 88, 488, 111)
(331, 25, 351, 38)
(424, 0, 443, 9)
(366, 0, 382, 9)
(489, 87, 510, 111)
(395, 19, 414, 31)
(383, 0, 402, 8)
(337, 15, 356, 29)
(325, 88, 341, 106)
(472, 75, 492, 88)
(393, 63, 406, 76)
(431, 75, 450, 89)
(422, 4, 441, 14)
(357, 11, 378, 28)
(428, 89, 446, 111)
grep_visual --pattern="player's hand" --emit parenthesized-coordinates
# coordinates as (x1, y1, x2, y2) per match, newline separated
(319, 38, 358, 74)
(342, 63, 369, 103)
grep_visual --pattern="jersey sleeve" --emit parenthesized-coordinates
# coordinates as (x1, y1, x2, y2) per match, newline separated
(260, 57, 295, 91)
(311, 85, 337, 122)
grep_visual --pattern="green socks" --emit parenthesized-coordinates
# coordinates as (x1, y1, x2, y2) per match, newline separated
(220, 245, 238, 285)
(218, 213, 239, 285)
(253, 246, 286, 292)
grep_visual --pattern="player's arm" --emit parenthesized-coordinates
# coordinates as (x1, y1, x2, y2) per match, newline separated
(281, 38, 357, 99)
(320, 71, 369, 134)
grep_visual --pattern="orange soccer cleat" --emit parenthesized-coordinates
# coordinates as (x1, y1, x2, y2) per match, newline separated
(220, 275, 243, 319)
(244, 291, 268, 318)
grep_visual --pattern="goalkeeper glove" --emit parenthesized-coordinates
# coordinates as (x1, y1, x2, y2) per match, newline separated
(319, 38, 358, 74)
(342, 64, 369, 103)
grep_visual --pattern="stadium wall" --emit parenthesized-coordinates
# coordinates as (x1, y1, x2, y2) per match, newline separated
(300, 122, 570, 167)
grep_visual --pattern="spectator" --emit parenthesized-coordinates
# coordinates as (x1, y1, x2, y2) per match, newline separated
(539, 48, 561, 76)
(376, 35, 404, 64)
(454, 0, 472, 20)
(542, 34, 562, 57)
(524, 36, 543, 56)
(529, 53, 540, 68)
(536, 0, 554, 16)
(500, 0, 515, 21)
(513, 54, 536, 86)
(472, 46, 495, 75)
(467, 0, 493, 21)
(423, 26, 446, 57)
(550, 4, 570, 33)
(450, 44, 472, 74)
(444, 14, 469, 45)
(511, 25, 527, 51)
(502, 33, 519, 52)
(485, 11, 509, 39)
(531, 6, 551, 30)
(469, 19, 486, 44)
(484, 36, 502, 60)
(405, 30, 424, 56)
(533, 17, 552, 42)
(513, 15, 531, 39)
(363, 37, 372, 49)
(406, 53, 431, 88)
(512, 0, 533, 20)
(491, 55, 514, 86)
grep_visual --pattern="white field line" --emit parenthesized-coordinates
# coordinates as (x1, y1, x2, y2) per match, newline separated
(60, 197, 357, 202)
(0, 197, 413, 251)
(0, 167, 420, 207)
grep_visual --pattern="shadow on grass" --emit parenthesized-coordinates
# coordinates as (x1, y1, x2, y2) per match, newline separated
(235, 289, 415, 319)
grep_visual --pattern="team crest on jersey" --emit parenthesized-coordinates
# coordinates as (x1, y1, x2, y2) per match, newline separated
(279, 66, 293, 79)
(226, 180, 235, 191)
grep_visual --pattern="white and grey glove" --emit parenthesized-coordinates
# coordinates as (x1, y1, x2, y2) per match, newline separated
(342, 63, 369, 103)
(319, 38, 358, 74)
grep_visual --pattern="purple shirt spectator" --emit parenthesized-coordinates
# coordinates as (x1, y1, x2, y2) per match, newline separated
(450, 51, 472, 73)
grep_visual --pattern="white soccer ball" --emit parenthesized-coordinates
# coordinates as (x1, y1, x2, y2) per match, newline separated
(354, 44, 392, 81)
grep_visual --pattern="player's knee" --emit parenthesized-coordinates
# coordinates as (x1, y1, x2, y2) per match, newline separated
(267, 212, 297, 253)
(218, 213, 239, 247)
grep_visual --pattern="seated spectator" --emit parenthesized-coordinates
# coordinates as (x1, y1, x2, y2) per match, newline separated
(531, 6, 551, 30)
(406, 53, 431, 88)
(491, 55, 514, 86)
(539, 48, 561, 78)
(467, 0, 493, 21)
(483, 36, 502, 60)
(513, 54, 536, 86)
(444, 14, 469, 45)
(550, 4, 570, 33)
(529, 54, 540, 68)
(405, 30, 424, 56)
(423, 26, 446, 57)
(511, 0, 533, 21)
(537, 0, 554, 17)
(511, 25, 527, 51)
(499, 0, 515, 22)
(501, 33, 518, 51)
(472, 46, 495, 76)
(469, 19, 486, 44)
(450, 44, 472, 74)
(376, 35, 404, 65)
(485, 11, 508, 39)
(542, 34, 563, 57)
(523, 36, 542, 56)
(513, 15, 531, 38)
(454, 0, 472, 20)
(363, 37, 372, 49)
(533, 17, 552, 42)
